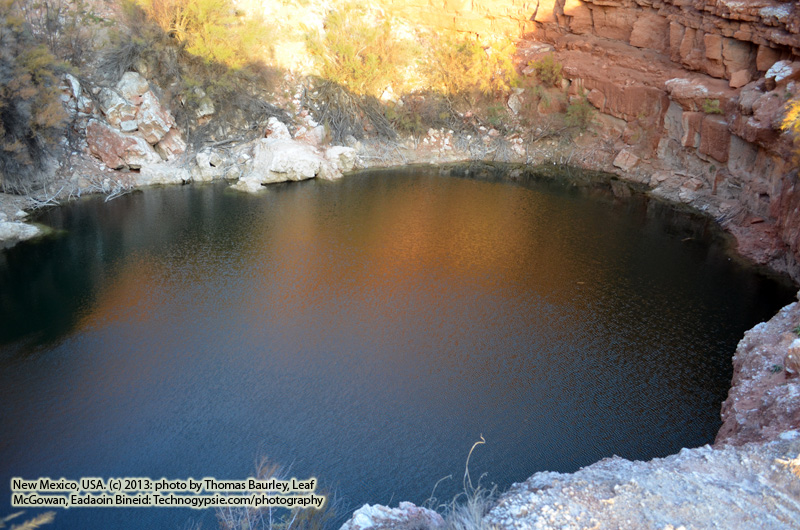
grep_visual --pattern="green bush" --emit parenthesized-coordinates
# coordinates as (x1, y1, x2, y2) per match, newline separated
(702, 98, 723, 115)
(136, 0, 271, 69)
(424, 33, 518, 105)
(528, 54, 562, 87)
(0, 0, 68, 193)
(305, 2, 408, 98)
(565, 96, 594, 132)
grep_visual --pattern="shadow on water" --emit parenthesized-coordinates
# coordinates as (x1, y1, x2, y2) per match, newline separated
(0, 184, 265, 351)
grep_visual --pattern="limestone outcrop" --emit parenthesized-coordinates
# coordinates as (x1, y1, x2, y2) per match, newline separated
(86, 72, 186, 171)
(340, 503, 444, 530)
(229, 120, 358, 193)
(485, 434, 800, 530)
(717, 299, 800, 445)
(0, 213, 40, 248)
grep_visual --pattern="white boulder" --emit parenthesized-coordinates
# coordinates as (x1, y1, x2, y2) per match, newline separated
(265, 117, 292, 140)
(134, 164, 191, 186)
(325, 146, 358, 172)
(116, 72, 150, 101)
(0, 221, 41, 246)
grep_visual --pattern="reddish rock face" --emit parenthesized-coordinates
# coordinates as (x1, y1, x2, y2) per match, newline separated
(519, 0, 800, 280)
(629, 14, 669, 53)
(155, 128, 187, 161)
(699, 115, 731, 163)
(87, 120, 161, 169)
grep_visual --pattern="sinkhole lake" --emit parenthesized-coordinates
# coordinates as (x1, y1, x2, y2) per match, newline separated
(0, 166, 795, 529)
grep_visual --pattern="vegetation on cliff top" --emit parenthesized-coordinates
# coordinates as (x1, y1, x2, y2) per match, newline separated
(0, 0, 592, 193)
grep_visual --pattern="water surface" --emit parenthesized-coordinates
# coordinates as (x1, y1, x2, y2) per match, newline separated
(0, 167, 794, 529)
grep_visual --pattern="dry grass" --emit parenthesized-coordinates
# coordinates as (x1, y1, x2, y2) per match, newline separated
(0, 511, 55, 530)
(216, 457, 340, 530)
(424, 436, 499, 530)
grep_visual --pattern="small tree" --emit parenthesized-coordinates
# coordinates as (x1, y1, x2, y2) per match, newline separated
(305, 2, 408, 98)
(424, 33, 518, 106)
(137, 0, 270, 68)
(0, 0, 67, 193)
(528, 54, 562, 87)
(565, 96, 594, 132)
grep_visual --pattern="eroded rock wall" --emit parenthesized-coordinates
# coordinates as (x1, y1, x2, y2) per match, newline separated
(526, 0, 800, 279)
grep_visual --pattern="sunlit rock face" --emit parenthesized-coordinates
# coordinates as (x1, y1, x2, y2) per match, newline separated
(385, 0, 800, 280)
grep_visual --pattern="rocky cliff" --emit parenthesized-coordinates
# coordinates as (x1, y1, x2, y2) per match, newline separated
(519, 0, 800, 282)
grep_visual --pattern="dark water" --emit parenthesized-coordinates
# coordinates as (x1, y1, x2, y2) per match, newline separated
(0, 167, 795, 529)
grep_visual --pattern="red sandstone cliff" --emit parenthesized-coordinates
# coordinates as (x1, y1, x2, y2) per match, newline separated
(376, 0, 800, 280)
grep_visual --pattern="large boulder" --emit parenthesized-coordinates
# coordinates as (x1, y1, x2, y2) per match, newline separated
(0, 220, 40, 247)
(155, 128, 187, 161)
(766, 60, 800, 89)
(248, 138, 325, 183)
(116, 72, 150, 102)
(87, 119, 161, 169)
(138, 91, 175, 144)
(134, 164, 191, 186)
(97, 88, 137, 129)
(232, 137, 357, 192)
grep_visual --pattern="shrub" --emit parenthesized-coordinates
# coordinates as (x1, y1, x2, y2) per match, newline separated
(565, 96, 594, 132)
(305, 2, 409, 98)
(424, 33, 518, 106)
(528, 54, 562, 87)
(386, 93, 457, 138)
(19, 0, 103, 66)
(135, 0, 271, 69)
(0, 0, 68, 193)
(702, 98, 723, 115)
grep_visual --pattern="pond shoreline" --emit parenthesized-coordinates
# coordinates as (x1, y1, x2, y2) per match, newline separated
(1, 147, 799, 529)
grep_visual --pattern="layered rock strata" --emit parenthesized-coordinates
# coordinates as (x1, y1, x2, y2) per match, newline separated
(522, 0, 800, 281)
